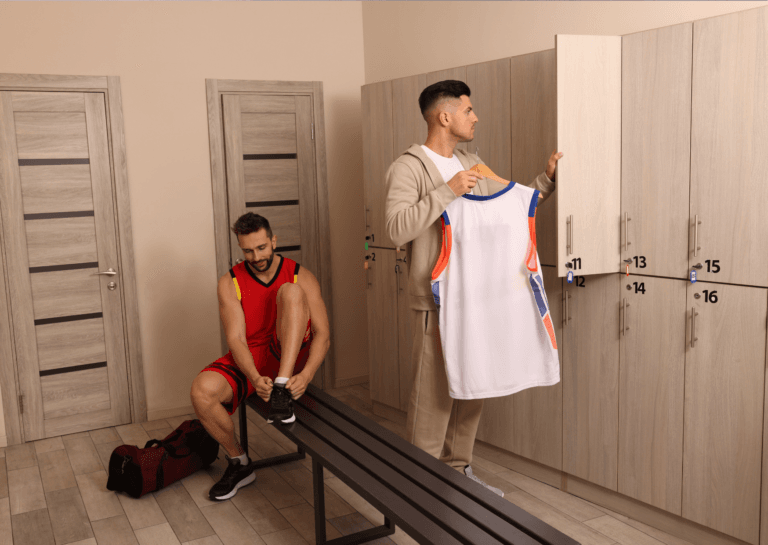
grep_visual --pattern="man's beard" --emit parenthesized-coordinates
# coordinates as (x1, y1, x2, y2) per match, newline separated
(251, 250, 275, 272)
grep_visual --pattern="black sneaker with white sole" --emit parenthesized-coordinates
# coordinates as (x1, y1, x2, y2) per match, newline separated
(267, 382, 296, 424)
(208, 455, 255, 501)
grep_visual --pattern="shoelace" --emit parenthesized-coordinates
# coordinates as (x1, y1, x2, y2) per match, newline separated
(272, 387, 291, 410)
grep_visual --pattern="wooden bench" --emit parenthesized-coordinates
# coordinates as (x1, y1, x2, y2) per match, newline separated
(239, 384, 580, 545)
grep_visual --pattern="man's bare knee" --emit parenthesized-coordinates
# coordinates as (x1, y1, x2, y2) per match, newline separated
(191, 372, 232, 409)
(277, 283, 307, 307)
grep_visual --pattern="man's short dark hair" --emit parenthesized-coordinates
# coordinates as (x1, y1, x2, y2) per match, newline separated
(418, 80, 471, 120)
(231, 212, 273, 239)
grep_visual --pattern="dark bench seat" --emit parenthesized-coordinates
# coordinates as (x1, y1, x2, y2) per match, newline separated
(239, 384, 580, 545)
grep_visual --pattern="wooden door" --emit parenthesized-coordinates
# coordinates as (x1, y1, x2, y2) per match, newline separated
(366, 248, 399, 409)
(689, 8, 768, 288)
(465, 58, 511, 180)
(396, 248, 413, 412)
(556, 35, 621, 278)
(618, 276, 686, 514)
(621, 24, 692, 279)
(682, 282, 766, 544)
(426, 67, 468, 152)
(0, 91, 131, 440)
(361, 81, 395, 249)
(562, 273, 620, 490)
(477, 266, 564, 470)
(392, 73, 427, 159)
(222, 94, 318, 272)
(511, 50, 557, 266)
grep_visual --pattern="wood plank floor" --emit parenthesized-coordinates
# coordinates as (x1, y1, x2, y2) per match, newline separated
(0, 382, 693, 545)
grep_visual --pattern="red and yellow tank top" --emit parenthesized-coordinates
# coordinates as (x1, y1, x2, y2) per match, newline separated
(229, 256, 300, 347)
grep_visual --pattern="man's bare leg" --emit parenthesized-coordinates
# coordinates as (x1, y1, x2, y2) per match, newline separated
(275, 283, 310, 379)
(191, 371, 244, 457)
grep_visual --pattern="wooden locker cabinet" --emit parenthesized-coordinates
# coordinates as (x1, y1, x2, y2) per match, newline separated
(476, 266, 564, 470)
(621, 24, 693, 280)
(396, 247, 414, 412)
(555, 35, 622, 278)
(689, 7, 768, 288)
(511, 49, 558, 268)
(361, 80, 395, 249)
(562, 273, 620, 491)
(683, 281, 767, 545)
(618, 275, 686, 514)
(392, 74, 427, 159)
(465, 58, 512, 181)
(366, 248, 399, 409)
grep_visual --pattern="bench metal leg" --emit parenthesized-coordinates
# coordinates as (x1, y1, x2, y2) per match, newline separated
(312, 458, 396, 545)
(240, 404, 305, 469)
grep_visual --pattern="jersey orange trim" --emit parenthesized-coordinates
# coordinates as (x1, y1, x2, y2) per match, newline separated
(431, 213, 452, 281)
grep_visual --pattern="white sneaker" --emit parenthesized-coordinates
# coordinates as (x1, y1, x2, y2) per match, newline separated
(464, 465, 504, 497)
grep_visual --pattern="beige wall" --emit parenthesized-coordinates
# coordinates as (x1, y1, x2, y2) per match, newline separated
(0, 1, 367, 428)
(362, 1, 768, 84)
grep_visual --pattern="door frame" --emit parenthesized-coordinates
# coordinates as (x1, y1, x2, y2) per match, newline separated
(0, 73, 147, 445)
(205, 79, 335, 390)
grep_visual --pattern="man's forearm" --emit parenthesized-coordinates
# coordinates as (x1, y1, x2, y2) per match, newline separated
(228, 337, 259, 383)
(300, 334, 330, 379)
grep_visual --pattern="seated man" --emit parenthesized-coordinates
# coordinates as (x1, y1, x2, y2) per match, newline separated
(190, 212, 331, 501)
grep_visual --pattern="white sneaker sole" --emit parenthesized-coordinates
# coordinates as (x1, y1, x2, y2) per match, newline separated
(211, 471, 255, 501)
(266, 413, 296, 424)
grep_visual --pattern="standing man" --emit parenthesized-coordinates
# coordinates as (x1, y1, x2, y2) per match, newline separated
(191, 212, 331, 501)
(384, 80, 563, 495)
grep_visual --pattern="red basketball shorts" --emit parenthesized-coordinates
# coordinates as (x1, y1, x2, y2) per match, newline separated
(200, 319, 312, 415)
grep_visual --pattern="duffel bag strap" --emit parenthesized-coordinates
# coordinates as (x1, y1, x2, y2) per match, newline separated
(155, 451, 169, 492)
(144, 433, 194, 459)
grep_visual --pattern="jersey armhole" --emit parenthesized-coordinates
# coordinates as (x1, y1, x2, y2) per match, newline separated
(229, 268, 242, 301)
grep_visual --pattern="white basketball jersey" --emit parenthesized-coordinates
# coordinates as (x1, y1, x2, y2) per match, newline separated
(430, 174, 560, 400)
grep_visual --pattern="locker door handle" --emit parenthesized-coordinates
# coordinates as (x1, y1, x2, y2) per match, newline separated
(563, 291, 572, 326)
(93, 268, 117, 276)
(566, 215, 574, 255)
(694, 215, 702, 257)
(691, 307, 699, 348)
(624, 213, 631, 251)
(395, 264, 403, 292)
(622, 299, 630, 335)
(365, 207, 370, 230)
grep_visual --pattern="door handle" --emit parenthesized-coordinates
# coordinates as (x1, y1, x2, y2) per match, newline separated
(624, 212, 631, 251)
(691, 307, 699, 348)
(566, 216, 572, 255)
(365, 207, 370, 230)
(622, 298, 631, 335)
(694, 215, 702, 257)
(395, 264, 403, 292)
(93, 268, 117, 276)
(563, 291, 572, 326)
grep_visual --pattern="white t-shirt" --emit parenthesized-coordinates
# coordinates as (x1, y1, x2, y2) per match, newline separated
(421, 145, 473, 195)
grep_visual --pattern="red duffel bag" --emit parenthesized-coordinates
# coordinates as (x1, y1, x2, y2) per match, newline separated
(106, 419, 219, 498)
